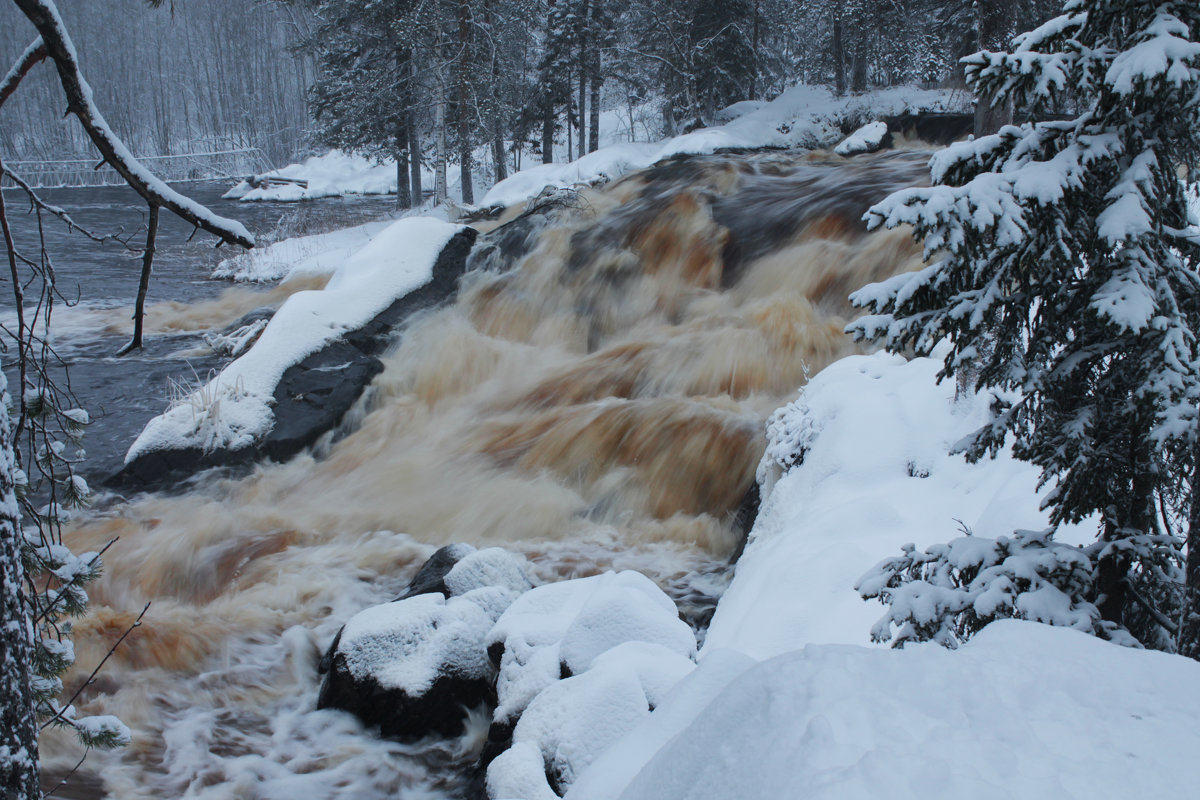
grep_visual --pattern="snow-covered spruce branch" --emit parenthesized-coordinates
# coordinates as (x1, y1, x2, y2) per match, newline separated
(855, 527, 1136, 648)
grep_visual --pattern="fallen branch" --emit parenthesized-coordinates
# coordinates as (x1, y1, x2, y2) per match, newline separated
(117, 204, 158, 356)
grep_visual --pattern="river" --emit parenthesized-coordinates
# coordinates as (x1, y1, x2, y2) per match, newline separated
(9, 151, 929, 799)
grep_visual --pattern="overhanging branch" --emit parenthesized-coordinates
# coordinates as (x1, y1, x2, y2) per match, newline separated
(12, 0, 256, 250)
(0, 37, 46, 110)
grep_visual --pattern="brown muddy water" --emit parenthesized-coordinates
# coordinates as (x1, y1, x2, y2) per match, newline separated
(34, 150, 929, 799)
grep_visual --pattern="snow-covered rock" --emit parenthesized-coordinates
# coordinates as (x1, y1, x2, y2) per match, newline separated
(115, 220, 477, 489)
(212, 220, 391, 283)
(317, 588, 514, 740)
(834, 120, 891, 156)
(487, 571, 696, 728)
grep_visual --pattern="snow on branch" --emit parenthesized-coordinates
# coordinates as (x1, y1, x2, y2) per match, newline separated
(0, 37, 46, 109)
(12, 0, 255, 249)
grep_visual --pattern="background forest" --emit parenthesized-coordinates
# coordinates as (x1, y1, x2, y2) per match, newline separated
(1, 0, 1062, 198)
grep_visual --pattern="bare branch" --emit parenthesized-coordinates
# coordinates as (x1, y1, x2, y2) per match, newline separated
(0, 163, 138, 249)
(12, 0, 256, 250)
(0, 37, 46, 110)
(117, 204, 159, 356)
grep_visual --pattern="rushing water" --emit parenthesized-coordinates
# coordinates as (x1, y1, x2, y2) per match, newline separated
(19, 151, 929, 799)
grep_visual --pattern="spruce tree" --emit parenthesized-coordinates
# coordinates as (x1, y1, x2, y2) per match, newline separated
(850, 0, 1200, 648)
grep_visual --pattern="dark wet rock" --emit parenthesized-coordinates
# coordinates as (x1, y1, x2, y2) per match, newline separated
(109, 227, 478, 492)
(466, 194, 578, 274)
(399, 543, 479, 600)
(882, 112, 975, 145)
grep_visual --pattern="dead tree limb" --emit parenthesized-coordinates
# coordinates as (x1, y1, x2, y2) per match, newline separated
(0, 37, 46, 110)
(11, 0, 256, 250)
(117, 205, 159, 356)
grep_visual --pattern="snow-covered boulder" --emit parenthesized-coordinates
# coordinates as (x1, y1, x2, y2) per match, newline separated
(490, 642, 694, 797)
(112, 221, 478, 490)
(834, 120, 892, 156)
(487, 571, 696, 728)
(481, 571, 697, 798)
(317, 589, 513, 739)
(317, 545, 533, 740)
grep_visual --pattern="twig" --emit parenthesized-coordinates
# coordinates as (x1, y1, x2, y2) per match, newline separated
(40, 749, 89, 800)
(40, 600, 150, 732)
(0, 163, 138, 249)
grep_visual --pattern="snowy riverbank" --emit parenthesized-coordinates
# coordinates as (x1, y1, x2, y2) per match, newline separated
(223, 84, 963, 206)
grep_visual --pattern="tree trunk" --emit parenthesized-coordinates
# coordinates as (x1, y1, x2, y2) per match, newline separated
(973, 0, 1016, 135)
(409, 115, 423, 206)
(832, 15, 845, 97)
(0, 195, 38, 800)
(588, 0, 601, 153)
(434, 68, 448, 203)
(1180, 428, 1200, 659)
(395, 132, 411, 209)
(542, 104, 554, 164)
(457, 0, 474, 205)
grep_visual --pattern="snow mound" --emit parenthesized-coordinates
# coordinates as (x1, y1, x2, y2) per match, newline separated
(487, 571, 696, 726)
(445, 547, 535, 597)
(482, 85, 961, 209)
(127, 218, 462, 460)
(834, 120, 890, 156)
(497, 642, 694, 795)
(212, 220, 391, 283)
(223, 150, 397, 202)
(586, 622, 1200, 800)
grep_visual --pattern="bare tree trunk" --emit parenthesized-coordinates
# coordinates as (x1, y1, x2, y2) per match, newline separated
(832, 14, 845, 97)
(457, 0, 474, 205)
(1179, 429, 1200, 659)
(750, 0, 760, 100)
(973, 0, 1015, 135)
(588, 0, 601, 154)
(0, 178, 39, 800)
(408, 112, 423, 207)
(395, 141, 411, 209)
(435, 67, 448, 203)
(542, 106, 554, 163)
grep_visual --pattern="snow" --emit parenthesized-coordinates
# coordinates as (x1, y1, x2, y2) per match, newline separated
(481, 85, 962, 209)
(564, 352, 1200, 799)
(444, 547, 534, 598)
(834, 121, 890, 156)
(126, 218, 463, 460)
(223, 150, 399, 202)
(212, 221, 392, 283)
(590, 622, 1200, 800)
(487, 571, 695, 726)
(337, 588, 515, 695)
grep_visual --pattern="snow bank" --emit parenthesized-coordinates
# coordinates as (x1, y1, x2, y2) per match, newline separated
(705, 351, 1088, 659)
(223, 150, 397, 202)
(585, 622, 1200, 800)
(566, 352, 1200, 799)
(212, 220, 391, 283)
(127, 218, 462, 460)
(482, 85, 961, 209)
